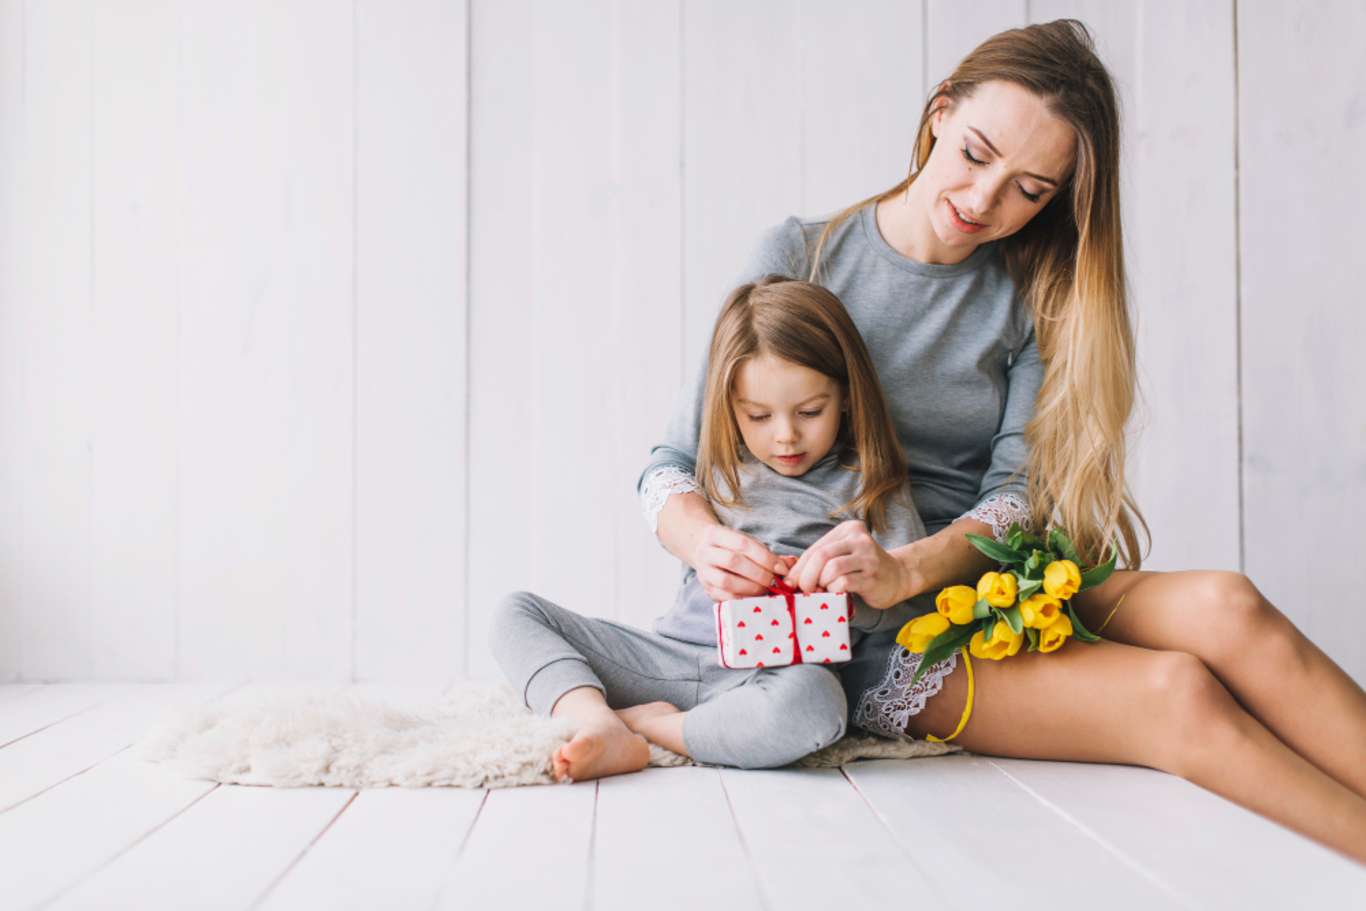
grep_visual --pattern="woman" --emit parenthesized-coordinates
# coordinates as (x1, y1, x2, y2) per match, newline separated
(637, 20, 1366, 863)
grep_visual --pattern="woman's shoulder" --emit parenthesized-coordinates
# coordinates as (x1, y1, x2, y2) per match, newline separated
(731, 207, 864, 286)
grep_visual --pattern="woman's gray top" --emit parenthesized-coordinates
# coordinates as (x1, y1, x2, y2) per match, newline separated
(640, 201, 1043, 539)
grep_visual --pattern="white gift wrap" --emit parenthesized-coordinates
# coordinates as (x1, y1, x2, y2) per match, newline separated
(714, 591, 852, 668)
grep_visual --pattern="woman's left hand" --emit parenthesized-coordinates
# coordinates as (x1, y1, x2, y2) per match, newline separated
(786, 520, 910, 609)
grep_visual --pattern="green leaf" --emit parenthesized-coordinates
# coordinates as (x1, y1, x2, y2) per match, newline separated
(1048, 527, 1083, 566)
(964, 533, 1027, 565)
(1000, 605, 1024, 635)
(1007, 527, 1023, 551)
(1065, 602, 1101, 642)
(1016, 578, 1043, 600)
(906, 626, 976, 686)
(1079, 543, 1119, 591)
(981, 617, 995, 642)
(1023, 550, 1043, 579)
(971, 598, 992, 620)
(1025, 627, 1040, 652)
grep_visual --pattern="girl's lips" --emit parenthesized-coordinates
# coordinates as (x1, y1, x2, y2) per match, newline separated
(775, 453, 805, 464)
(947, 200, 987, 234)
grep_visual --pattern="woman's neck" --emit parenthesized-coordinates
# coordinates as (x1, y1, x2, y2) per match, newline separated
(875, 185, 979, 266)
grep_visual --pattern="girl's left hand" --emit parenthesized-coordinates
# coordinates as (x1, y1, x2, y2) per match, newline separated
(787, 520, 909, 609)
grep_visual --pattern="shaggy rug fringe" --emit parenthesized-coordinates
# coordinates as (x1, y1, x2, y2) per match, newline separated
(139, 683, 958, 789)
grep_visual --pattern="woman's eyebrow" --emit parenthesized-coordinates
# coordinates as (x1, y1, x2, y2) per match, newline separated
(967, 126, 1060, 186)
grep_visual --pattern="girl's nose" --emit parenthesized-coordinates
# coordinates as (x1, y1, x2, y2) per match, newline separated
(774, 417, 798, 443)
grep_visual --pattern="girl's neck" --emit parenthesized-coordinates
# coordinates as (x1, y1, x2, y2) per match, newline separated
(875, 184, 980, 266)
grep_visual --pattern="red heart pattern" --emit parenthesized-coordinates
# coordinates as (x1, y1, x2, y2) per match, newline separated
(716, 593, 853, 668)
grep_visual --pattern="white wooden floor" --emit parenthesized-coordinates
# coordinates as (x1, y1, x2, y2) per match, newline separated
(2, 682, 1364, 911)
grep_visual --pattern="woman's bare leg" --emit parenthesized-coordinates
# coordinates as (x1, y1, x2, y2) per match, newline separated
(1073, 570, 1366, 798)
(904, 639, 1366, 864)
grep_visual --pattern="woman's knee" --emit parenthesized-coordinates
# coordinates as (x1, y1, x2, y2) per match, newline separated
(1142, 650, 1245, 777)
(1185, 571, 1303, 668)
(754, 666, 848, 760)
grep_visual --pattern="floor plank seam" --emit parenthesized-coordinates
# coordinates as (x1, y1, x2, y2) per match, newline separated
(717, 769, 772, 911)
(249, 789, 362, 911)
(428, 788, 491, 910)
(983, 759, 1202, 910)
(581, 780, 600, 911)
(0, 739, 144, 818)
(838, 764, 958, 911)
(0, 694, 118, 751)
(36, 782, 222, 910)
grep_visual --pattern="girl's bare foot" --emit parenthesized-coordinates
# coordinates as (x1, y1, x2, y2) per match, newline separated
(552, 715, 651, 783)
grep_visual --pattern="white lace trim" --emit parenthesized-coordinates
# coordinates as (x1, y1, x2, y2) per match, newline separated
(852, 644, 959, 741)
(960, 492, 1032, 543)
(640, 466, 704, 533)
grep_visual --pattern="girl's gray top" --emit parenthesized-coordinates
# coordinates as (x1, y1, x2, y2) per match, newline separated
(640, 201, 1042, 535)
(653, 450, 937, 644)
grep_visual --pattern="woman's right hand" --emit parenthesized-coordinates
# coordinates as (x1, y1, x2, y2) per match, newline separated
(692, 525, 787, 603)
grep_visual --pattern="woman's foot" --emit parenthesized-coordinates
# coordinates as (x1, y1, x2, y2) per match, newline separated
(552, 715, 651, 783)
(615, 701, 689, 756)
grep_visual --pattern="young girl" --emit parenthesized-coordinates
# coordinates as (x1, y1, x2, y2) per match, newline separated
(489, 275, 943, 783)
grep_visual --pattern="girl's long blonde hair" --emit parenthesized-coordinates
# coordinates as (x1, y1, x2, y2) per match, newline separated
(808, 19, 1147, 567)
(697, 276, 908, 535)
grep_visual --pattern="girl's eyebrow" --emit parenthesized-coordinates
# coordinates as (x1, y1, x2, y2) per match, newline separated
(734, 392, 833, 408)
(966, 126, 1060, 186)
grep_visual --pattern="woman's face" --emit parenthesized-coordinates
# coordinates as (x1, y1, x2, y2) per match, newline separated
(909, 80, 1076, 261)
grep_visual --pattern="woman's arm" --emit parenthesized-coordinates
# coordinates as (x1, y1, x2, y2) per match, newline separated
(786, 515, 997, 608)
(654, 488, 785, 602)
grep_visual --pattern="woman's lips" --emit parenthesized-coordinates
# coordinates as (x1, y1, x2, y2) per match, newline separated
(948, 200, 987, 234)
(775, 453, 805, 465)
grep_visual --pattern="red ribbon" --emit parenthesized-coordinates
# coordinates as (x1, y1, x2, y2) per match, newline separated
(766, 577, 803, 665)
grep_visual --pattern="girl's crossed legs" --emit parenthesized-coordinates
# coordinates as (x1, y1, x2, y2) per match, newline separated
(490, 591, 849, 782)
(899, 569, 1366, 863)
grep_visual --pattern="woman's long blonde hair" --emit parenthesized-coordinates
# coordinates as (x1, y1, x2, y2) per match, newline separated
(808, 19, 1147, 567)
(697, 276, 908, 535)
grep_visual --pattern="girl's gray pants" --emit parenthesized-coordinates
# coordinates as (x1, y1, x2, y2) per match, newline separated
(489, 590, 848, 769)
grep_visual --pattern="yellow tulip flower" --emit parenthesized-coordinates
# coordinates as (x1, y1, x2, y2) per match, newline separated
(897, 612, 952, 652)
(976, 571, 1018, 608)
(969, 620, 1024, 660)
(1038, 613, 1074, 653)
(936, 585, 978, 625)
(1018, 592, 1063, 629)
(1043, 560, 1082, 599)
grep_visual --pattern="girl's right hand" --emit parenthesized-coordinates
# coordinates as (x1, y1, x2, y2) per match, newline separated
(692, 525, 787, 603)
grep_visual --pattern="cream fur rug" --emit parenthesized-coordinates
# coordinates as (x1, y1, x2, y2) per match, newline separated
(139, 683, 958, 789)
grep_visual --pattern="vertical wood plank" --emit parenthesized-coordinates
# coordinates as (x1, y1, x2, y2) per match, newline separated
(0, 0, 23, 680)
(1239, 1, 1366, 681)
(466, 0, 534, 679)
(89, 0, 181, 678)
(799, 0, 925, 219)
(924, 0, 1025, 87)
(682, 0, 801, 366)
(21, 0, 94, 679)
(354, 0, 468, 681)
(176, 0, 353, 679)
(607, 0, 685, 634)
(1126, 0, 1240, 573)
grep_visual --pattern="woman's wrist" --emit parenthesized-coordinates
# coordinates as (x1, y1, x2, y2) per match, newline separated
(892, 519, 999, 601)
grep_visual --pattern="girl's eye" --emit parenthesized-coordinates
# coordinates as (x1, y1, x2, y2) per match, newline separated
(747, 414, 770, 423)
(1018, 184, 1042, 204)
(799, 409, 824, 418)
(960, 145, 984, 166)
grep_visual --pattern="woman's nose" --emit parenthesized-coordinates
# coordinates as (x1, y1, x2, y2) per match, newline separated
(967, 173, 1005, 217)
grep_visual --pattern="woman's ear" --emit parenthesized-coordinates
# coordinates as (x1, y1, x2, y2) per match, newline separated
(929, 82, 952, 138)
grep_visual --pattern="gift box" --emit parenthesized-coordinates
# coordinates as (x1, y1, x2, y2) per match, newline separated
(714, 583, 852, 668)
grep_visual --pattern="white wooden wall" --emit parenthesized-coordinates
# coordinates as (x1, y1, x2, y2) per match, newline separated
(0, 0, 1362, 684)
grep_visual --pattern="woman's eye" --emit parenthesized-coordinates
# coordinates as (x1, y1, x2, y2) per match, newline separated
(1018, 184, 1042, 203)
(960, 145, 984, 166)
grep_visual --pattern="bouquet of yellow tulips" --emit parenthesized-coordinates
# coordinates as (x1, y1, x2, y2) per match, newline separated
(896, 524, 1117, 687)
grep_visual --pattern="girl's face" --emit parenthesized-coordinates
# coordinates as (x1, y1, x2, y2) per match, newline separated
(731, 352, 847, 477)
(906, 80, 1076, 262)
